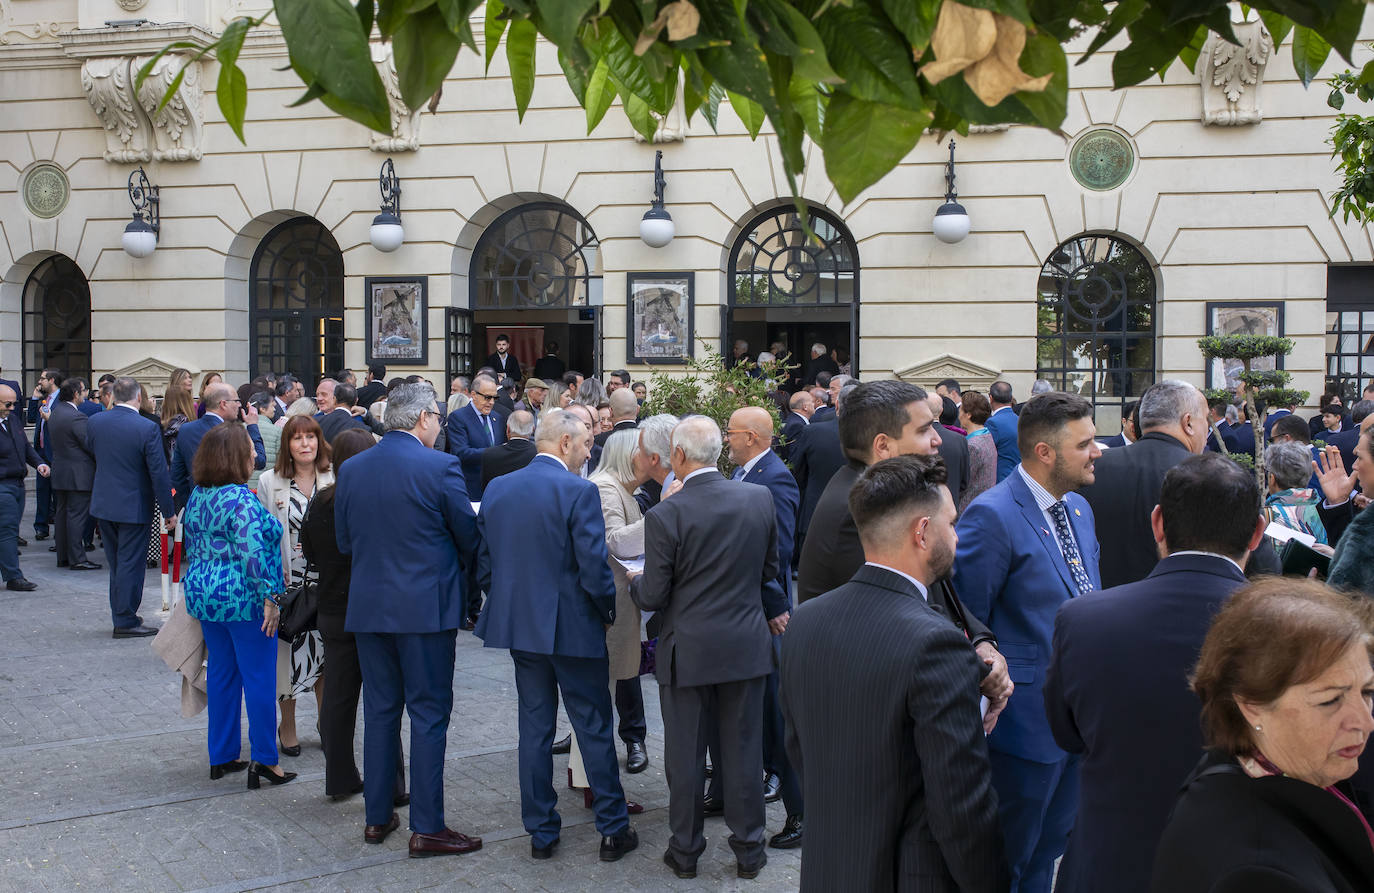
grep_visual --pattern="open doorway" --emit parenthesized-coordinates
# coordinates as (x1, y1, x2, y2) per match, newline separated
(472, 311, 598, 380)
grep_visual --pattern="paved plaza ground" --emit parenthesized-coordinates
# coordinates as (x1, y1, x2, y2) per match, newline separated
(0, 504, 801, 892)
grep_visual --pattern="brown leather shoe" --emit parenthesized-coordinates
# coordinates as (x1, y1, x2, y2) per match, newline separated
(363, 812, 400, 845)
(409, 827, 483, 858)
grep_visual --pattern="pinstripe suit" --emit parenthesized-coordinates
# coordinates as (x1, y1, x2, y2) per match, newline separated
(780, 564, 1006, 892)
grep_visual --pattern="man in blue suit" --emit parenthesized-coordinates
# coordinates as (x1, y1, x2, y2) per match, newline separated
(1261, 400, 1296, 441)
(953, 391, 1102, 893)
(1043, 454, 1265, 893)
(476, 409, 638, 862)
(984, 380, 1021, 481)
(87, 377, 175, 637)
(445, 374, 506, 500)
(170, 382, 265, 511)
(0, 383, 48, 591)
(335, 382, 483, 858)
(26, 368, 60, 540)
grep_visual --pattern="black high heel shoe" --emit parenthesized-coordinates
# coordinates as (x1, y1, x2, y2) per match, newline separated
(210, 760, 248, 780)
(247, 761, 297, 789)
(278, 729, 302, 758)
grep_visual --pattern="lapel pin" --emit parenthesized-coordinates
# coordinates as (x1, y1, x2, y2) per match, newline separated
(1074, 508, 1081, 517)
(1041, 527, 1050, 536)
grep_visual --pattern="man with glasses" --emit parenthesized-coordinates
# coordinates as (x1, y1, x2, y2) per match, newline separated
(445, 374, 506, 501)
(170, 382, 265, 512)
(0, 384, 49, 590)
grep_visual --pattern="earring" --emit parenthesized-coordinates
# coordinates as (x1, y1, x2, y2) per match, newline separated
(1254, 724, 1262, 731)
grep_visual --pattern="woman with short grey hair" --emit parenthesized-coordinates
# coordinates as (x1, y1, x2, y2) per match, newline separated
(1264, 440, 1327, 544)
(575, 377, 607, 408)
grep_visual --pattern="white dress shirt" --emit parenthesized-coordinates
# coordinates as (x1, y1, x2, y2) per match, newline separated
(863, 562, 929, 601)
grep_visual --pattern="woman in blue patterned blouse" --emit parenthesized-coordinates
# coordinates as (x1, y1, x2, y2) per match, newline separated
(182, 422, 295, 789)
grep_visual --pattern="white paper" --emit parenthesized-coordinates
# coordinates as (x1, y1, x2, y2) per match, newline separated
(614, 555, 645, 575)
(471, 501, 481, 515)
(980, 696, 989, 720)
(1266, 522, 1315, 548)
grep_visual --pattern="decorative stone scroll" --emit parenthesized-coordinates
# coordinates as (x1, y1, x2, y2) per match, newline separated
(371, 44, 422, 152)
(134, 54, 204, 161)
(894, 353, 1002, 393)
(1200, 20, 1272, 126)
(81, 57, 154, 163)
(633, 74, 688, 143)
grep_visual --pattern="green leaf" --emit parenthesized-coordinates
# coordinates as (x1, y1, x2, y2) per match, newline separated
(584, 57, 615, 131)
(703, 81, 726, 131)
(217, 63, 249, 141)
(878, 0, 941, 55)
(1078, 0, 1145, 63)
(1175, 24, 1207, 74)
(133, 39, 207, 92)
(276, 0, 391, 131)
(536, 0, 596, 49)
(506, 17, 538, 119)
(955, 0, 1031, 25)
(727, 89, 766, 137)
(1291, 25, 1331, 87)
(393, 5, 463, 109)
(763, 0, 840, 83)
(814, 3, 923, 108)
(558, 45, 589, 103)
(789, 74, 825, 144)
(620, 86, 658, 142)
(375, 0, 407, 37)
(437, 0, 482, 51)
(287, 81, 329, 106)
(582, 18, 674, 114)
(356, 0, 375, 37)
(821, 92, 929, 203)
(1257, 10, 1292, 48)
(485, 0, 508, 72)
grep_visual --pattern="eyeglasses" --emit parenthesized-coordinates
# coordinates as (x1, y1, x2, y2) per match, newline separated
(474, 392, 498, 401)
(0, 401, 14, 408)
(422, 409, 440, 420)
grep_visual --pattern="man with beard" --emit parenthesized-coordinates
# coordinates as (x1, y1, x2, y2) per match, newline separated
(952, 391, 1102, 893)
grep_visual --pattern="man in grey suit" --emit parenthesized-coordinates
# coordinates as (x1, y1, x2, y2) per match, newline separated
(47, 378, 100, 570)
(781, 455, 1006, 892)
(631, 416, 787, 881)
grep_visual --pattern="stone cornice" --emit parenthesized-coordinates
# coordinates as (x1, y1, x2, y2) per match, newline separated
(57, 22, 216, 60)
(0, 42, 71, 70)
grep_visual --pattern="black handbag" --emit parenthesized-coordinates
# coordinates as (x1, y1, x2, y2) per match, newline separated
(278, 573, 319, 640)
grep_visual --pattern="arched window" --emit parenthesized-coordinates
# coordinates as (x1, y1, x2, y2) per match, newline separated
(23, 255, 91, 387)
(249, 217, 344, 381)
(470, 203, 600, 309)
(1036, 234, 1157, 416)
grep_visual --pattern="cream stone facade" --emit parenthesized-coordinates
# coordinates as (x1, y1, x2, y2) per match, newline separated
(3, 0, 1373, 431)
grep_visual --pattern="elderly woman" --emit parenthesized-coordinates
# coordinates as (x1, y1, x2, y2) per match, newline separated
(1264, 440, 1328, 545)
(280, 397, 316, 426)
(181, 422, 295, 789)
(246, 391, 280, 490)
(1151, 579, 1374, 891)
(957, 389, 997, 514)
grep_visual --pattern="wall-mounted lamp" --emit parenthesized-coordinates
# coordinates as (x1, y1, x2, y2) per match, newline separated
(370, 157, 404, 252)
(121, 166, 160, 258)
(639, 150, 674, 248)
(932, 139, 971, 244)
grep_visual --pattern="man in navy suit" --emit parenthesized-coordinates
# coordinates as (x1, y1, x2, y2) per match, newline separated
(953, 391, 1102, 893)
(445, 374, 506, 500)
(1261, 400, 1296, 441)
(779, 390, 813, 462)
(87, 377, 174, 637)
(1043, 454, 1265, 893)
(26, 368, 60, 540)
(170, 383, 266, 512)
(476, 410, 638, 862)
(984, 380, 1021, 481)
(335, 382, 483, 858)
(0, 383, 48, 591)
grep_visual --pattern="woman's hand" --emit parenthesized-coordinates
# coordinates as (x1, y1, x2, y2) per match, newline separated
(1313, 446, 1356, 505)
(262, 600, 280, 637)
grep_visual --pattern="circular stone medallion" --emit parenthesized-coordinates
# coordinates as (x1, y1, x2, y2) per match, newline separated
(23, 164, 70, 218)
(1069, 129, 1134, 192)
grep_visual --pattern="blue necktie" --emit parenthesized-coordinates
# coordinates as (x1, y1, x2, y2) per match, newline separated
(732, 467, 745, 481)
(483, 413, 493, 445)
(1048, 500, 1094, 597)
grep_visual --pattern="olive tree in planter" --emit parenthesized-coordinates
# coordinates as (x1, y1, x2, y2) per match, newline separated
(1197, 334, 1309, 488)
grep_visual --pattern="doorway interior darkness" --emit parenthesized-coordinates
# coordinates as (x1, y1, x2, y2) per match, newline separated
(248, 217, 345, 384)
(23, 254, 91, 392)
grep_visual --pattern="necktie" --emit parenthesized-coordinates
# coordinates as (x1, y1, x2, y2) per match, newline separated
(732, 467, 745, 481)
(483, 413, 493, 445)
(1048, 500, 1094, 597)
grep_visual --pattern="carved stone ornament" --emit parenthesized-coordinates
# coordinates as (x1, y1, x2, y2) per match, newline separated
(893, 353, 1003, 393)
(1200, 19, 1272, 126)
(81, 57, 154, 163)
(115, 0, 149, 11)
(134, 54, 204, 160)
(23, 164, 70, 218)
(81, 54, 204, 162)
(634, 73, 688, 143)
(112, 357, 188, 397)
(371, 44, 422, 152)
(0, 0, 72, 45)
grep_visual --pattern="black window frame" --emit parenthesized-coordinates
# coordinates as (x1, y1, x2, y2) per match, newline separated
(23, 254, 91, 392)
(248, 217, 345, 384)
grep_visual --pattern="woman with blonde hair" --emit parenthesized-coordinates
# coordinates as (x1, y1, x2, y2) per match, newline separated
(279, 397, 316, 427)
(161, 368, 196, 458)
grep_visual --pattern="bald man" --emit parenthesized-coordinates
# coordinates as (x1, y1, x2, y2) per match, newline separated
(780, 391, 813, 462)
(0, 384, 48, 590)
(170, 381, 266, 512)
(929, 392, 971, 513)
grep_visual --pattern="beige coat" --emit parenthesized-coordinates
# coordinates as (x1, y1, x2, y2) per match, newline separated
(593, 474, 644, 681)
(255, 467, 335, 586)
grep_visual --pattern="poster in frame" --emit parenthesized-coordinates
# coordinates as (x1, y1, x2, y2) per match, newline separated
(365, 276, 428, 365)
(627, 272, 694, 364)
(1205, 301, 1284, 391)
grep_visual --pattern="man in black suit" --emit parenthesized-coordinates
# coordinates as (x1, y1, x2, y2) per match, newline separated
(26, 368, 60, 541)
(631, 416, 786, 880)
(800, 343, 838, 387)
(1202, 399, 1239, 454)
(594, 390, 639, 448)
(47, 378, 100, 571)
(315, 380, 379, 443)
(480, 410, 537, 489)
(789, 405, 843, 556)
(531, 341, 565, 381)
(779, 390, 813, 462)
(484, 333, 522, 383)
(355, 362, 388, 412)
(1326, 398, 1374, 472)
(1098, 399, 1139, 449)
(1043, 454, 1266, 893)
(0, 383, 48, 590)
(1079, 380, 1210, 589)
(808, 387, 835, 423)
(781, 455, 1006, 892)
(929, 392, 970, 510)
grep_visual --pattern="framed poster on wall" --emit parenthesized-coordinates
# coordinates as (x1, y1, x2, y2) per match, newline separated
(365, 276, 428, 365)
(627, 272, 693, 364)
(1205, 301, 1284, 391)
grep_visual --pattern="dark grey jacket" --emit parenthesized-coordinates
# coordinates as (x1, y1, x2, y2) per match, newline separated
(47, 401, 95, 491)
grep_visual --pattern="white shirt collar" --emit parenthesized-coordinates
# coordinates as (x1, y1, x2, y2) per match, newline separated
(1016, 464, 1060, 512)
(738, 449, 771, 477)
(991, 404, 1013, 416)
(863, 562, 929, 601)
(1169, 550, 1245, 574)
(682, 466, 716, 484)
(537, 451, 571, 472)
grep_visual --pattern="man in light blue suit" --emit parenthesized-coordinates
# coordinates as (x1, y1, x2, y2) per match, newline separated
(445, 373, 506, 500)
(953, 391, 1102, 893)
(476, 409, 637, 862)
(984, 380, 1022, 482)
(336, 382, 483, 858)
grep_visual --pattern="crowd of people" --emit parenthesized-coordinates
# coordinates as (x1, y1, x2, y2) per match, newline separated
(2, 340, 1374, 889)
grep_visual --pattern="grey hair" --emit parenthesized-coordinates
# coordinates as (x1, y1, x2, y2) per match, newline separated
(1031, 379, 1054, 396)
(576, 378, 607, 407)
(1266, 441, 1314, 491)
(757, 351, 775, 364)
(535, 408, 586, 446)
(672, 416, 723, 465)
(1225, 404, 1240, 425)
(112, 376, 142, 404)
(638, 413, 678, 462)
(506, 409, 535, 438)
(1352, 399, 1374, 425)
(830, 374, 854, 390)
(1139, 380, 1203, 431)
(836, 382, 859, 414)
(591, 428, 639, 485)
(384, 382, 437, 431)
(286, 397, 317, 418)
(811, 342, 827, 356)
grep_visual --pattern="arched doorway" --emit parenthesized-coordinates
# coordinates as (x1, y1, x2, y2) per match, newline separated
(1035, 233, 1158, 432)
(248, 217, 345, 383)
(726, 205, 858, 385)
(23, 254, 91, 389)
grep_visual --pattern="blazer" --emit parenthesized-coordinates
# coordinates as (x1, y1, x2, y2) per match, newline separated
(1228, 420, 1257, 458)
(170, 414, 267, 510)
(0, 412, 42, 482)
(1326, 426, 1362, 473)
(445, 402, 507, 499)
(47, 401, 95, 491)
(476, 454, 617, 658)
(1262, 407, 1292, 441)
(1203, 423, 1240, 455)
(298, 486, 350, 619)
(1099, 432, 1127, 449)
(810, 404, 836, 424)
(789, 416, 844, 539)
(1078, 431, 1194, 589)
(256, 467, 335, 586)
(87, 405, 174, 525)
(1151, 751, 1374, 893)
(594, 418, 637, 448)
(1044, 553, 1248, 893)
(316, 407, 369, 443)
(531, 354, 565, 381)
(355, 381, 387, 412)
(181, 483, 284, 623)
(984, 406, 1021, 481)
(634, 470, 781, 687)
(780, 565, 1007, 893)
(953, 470, 1101, 763)
(935, 423, 970, 509)
(480, 437, 537, 490)
(779, 412, 808, 461)
(738, 449, 799, 604)
(336, 431, 477, 633)
(591, 473, 645, 680)
(801, 354, 838, 386)
(484, 351, 522, 383)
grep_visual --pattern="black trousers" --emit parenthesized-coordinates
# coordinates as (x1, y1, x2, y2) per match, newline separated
(707, 636, 802, 816)
(318, 611, 405, 799)
(53, 489, 90, 567)
(615, 676, 646, 744)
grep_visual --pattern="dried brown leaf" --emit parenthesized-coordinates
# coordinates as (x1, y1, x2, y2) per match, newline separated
(961, 13, 1052, 106)
(919, 1, 997, 83)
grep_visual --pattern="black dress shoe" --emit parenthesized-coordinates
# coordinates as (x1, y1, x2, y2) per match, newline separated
(663, 850, 697, 879)
(16, 536, 26, 547)
(701, 794, 724, 817)
(70, 561, 102, 570)
(48, 545, 57, 552)
(625, 741, 648, 774)
(531, 838, 558, 860)
(738, 852, 768, 879)
(278, 730, 301, 758)
(394, 792, 410, 807)
(34, 532, 48, 541)
(364, 811, 400, 844)
(112, 624, 157, 637)
(5, 577, 36, 591)
(552, 733, 571, 755)
(599, 827, 638, 862)
(768, 814, 803, 849)
(210, 760, 249, 780)
(328, 781, 365, 802)
(763, 772, 782, 803)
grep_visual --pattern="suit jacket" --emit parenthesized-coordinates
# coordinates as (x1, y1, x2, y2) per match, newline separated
(0, 412, 41, 482)
(789, 416, 844, 538)
(1262, 407, 1292, 441)
(1078, 431, 1194, 589)
(810, 405, 836, 424)
(801, 354, 839, 386)
(779, 412, 808, 461)
(47, 401, 95, 491)
(780, 565, 1007, 893)
(594, 418, 637, 449)
(953, 470, 1101, 763)
(484, 351, 522, 383)
(984, 407, 1020, 482)
(336, 431, 476, 633)
(78, 399, 103, 417)
(531, 355, 565, 381)
(1227, 420, 1257, 458)
(355, 381, 387, 412)
(1099, 433, 1127, 449)
(1327, 426, 1361, 473)
(1044, 553, 1248, 893)
(935, 424, 970, 509)
(87, 405, 174, 525)
(445, 402, 507, 499)
(633, 470, 781, 686)
(170, 414, 266, 510)
(738, 450, 799, 604)
(476, 454, 617, 657)
(481, 437, 537, 490)
(1203, 423, 1239, 455)
(316, 407, 369, 443)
